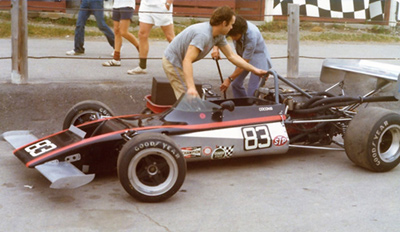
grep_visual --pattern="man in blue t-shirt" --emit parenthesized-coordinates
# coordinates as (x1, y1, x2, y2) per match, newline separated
(162, 6, 268, 99)
(218, 15, 272, 98)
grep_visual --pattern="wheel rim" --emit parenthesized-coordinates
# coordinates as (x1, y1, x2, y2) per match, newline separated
(128, 148, 178, 196)
(378, 125, 400, 163)
(71, 110, 101, 126)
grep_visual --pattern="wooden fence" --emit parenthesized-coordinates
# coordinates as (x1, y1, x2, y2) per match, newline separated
(0, 0, 265, 21)
(0, 0, 66, 12)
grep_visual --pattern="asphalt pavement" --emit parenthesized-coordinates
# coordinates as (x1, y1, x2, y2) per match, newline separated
(1, 38, 400, 231)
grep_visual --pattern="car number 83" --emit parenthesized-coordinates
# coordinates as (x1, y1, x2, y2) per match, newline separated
(242, 125, 271, 150)
(25, 139, 57, 157)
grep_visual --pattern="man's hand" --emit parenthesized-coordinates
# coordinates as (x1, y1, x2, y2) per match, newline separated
(211, 46, 220, 60)
(186, 87, 200, 98)
(165, 0, 172, 10)
(219, 78, 230, 93)
(253, 68, 268, 77)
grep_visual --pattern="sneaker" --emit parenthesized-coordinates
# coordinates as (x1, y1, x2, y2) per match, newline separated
(66, 50, 84, 55)
(127, 66, 147, 75)
(102, 59, 121, 67)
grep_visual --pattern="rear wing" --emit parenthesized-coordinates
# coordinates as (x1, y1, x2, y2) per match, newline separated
(320, 59, 400, 99)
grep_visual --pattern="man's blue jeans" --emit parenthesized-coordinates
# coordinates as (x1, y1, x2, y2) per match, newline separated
(74, 0, 114, 53)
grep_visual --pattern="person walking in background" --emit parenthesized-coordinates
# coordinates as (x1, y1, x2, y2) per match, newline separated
(103, 0, 140, 66)
(218, 15, 272, 98)
(66, 0, 114, 55)
(127, 0, 175, 75)
(162, 6, 268, 99)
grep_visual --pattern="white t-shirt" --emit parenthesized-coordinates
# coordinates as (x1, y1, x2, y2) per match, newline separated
(141, 0, 166, 6)
(113, 0, 136, 9)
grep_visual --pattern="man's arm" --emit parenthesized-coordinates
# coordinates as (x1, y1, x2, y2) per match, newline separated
(219, 44, 266, 76)
(220, 60, 249, 92)
(165, 0, 173, 10)
(182, 45, 201, 97)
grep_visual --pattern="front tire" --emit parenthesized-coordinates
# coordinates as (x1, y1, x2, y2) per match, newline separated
(62, 100, 114, 129)
(118, 133, 186, 202)
(344, 107, 400, 172)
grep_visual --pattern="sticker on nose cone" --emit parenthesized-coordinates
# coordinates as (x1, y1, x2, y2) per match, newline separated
(181, 146, 202, 158)
(273, 135, 288, 146)
(212, 146, 234, 159)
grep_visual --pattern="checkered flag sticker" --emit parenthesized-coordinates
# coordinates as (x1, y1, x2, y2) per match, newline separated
(217, 145, 234, 158)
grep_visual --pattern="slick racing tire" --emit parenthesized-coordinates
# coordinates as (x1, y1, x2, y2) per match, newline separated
(118, 133, 186, 202)
(62, 100, 114, 129)
(344, 107, 400, 172)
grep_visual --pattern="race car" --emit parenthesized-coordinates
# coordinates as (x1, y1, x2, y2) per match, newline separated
(7, 59, 400, 202)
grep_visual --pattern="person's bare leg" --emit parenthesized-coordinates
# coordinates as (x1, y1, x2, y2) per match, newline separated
(102, 20, 122, 66)
(161, 23, 175, 42)
(113, 21, 122, 53)
(138, 22, 153, 69)
(119, 19, 139, 52)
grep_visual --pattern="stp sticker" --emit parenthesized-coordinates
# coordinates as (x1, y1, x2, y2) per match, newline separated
(273, 135, 288, 146)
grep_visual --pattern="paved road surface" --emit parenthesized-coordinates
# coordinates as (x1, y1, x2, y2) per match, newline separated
(1, 38, 400, 231)
(1, 140, 400, 232)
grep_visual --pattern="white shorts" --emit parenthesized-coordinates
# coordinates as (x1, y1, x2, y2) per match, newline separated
(138, 3, 173, 26)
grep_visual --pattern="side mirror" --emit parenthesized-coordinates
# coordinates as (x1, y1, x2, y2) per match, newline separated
(220, 100, 235, 112)
(212, 101, 235, 121)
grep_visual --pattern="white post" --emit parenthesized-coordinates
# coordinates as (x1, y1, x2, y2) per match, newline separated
(287, 4, 299, 78)
(264, 0, 274, 22)
(11, 0, 28, 84)
(389, 0, 399, 27)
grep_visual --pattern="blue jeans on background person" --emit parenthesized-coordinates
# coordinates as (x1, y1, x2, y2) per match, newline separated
(74, 0, 114, 53)
(231, 70, 261, 98)
(231, 58, 271, 98)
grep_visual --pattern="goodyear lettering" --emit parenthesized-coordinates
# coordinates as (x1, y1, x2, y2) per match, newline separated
(371, 145, 380, 166)
(133, 140, 181, 159)
(134, 141, 160, 151)
(162, 142, 180, 159)
(162, 143, 176, 154)
(369, 121, 390, 167)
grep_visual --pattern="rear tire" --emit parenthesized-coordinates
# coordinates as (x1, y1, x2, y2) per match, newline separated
(118, 133, 186, 202)
(344, 107, 400, 172)
(62, 100, 114, 129)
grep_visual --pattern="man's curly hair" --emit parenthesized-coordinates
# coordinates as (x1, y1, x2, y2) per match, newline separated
(210, 6, 235, 26)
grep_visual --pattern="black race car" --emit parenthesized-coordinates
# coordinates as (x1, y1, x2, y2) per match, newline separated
(7, 59, 400, 202)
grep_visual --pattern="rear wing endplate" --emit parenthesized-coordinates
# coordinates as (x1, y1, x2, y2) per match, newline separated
(320, 59, 400, 99)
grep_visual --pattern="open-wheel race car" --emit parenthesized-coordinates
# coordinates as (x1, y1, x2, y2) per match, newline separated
(6, 59, 400, 202)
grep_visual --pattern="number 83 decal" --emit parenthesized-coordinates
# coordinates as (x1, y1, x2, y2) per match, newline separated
(25, 139, 57, 157)
(242, 125, 272, 151)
